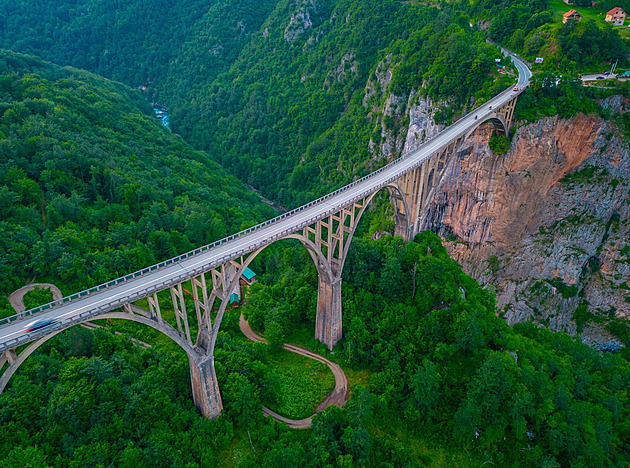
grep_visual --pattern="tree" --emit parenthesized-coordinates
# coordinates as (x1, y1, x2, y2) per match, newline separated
(406, 359, 441, 423)
(4, 446, 51, 468)
(265, 320, 285, 354)
(22, 286, 54, 310)
(489, 133, 510, 155)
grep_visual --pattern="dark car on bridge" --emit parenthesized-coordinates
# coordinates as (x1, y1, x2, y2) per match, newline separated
(23, 318, 57, 333)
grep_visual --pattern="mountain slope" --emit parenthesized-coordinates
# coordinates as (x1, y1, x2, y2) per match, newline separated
(0, 49, 274, 316)
(0, 0, 512, 207)
(0, 0, 279, 96)
(172, 0, 512, 206)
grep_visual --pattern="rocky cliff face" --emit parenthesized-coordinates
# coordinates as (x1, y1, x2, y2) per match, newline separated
(361, 55, 629, 350)
(364, 56, 445, 161)
(284, 0, 318, 43)
(417, 112, 630, 351)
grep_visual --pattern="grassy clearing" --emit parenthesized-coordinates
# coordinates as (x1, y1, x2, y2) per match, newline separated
(550, 0, 609, 27)
(216, 428, 258, 468)
(549, 0, 630, 39)
(264, 348, 335, 419)
(370, 412, 483, 467)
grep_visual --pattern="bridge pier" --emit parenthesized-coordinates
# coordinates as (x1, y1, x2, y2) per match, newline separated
(394, 215, 412, 242)
(189, 354, 223, 419)
(315, 275, 342, 350)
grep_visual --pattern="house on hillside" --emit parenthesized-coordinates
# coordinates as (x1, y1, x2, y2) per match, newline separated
(605, 7, 626, 25)
(563, 9, 582, 23)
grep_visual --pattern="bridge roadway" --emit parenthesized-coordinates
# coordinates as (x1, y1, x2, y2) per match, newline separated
(0, 57, 531, 352)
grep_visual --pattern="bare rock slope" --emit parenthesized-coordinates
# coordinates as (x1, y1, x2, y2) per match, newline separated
(362, 54, 629, 350)
(418, 113, 630, 350)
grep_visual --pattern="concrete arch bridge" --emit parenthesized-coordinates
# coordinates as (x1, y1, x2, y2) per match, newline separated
(0, 57, 531, 419)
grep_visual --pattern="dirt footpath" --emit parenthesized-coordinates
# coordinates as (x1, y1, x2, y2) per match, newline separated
(239, 314, 349, 429)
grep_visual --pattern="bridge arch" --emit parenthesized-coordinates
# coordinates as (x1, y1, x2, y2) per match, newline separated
(199, 233, 338, 356)
(464, 113, 509, 141)
(336, 182, 409, 272)
(0, 312, 196, 395)
(202, 185, 403, 353)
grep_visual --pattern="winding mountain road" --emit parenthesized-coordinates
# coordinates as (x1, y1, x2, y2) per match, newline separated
(239, 314, 349, 429)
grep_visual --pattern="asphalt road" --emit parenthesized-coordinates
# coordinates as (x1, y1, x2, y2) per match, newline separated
(581, 73, 616, 82)
(0, 56, 532, 352)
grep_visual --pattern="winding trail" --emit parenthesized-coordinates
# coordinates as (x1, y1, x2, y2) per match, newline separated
(239, 314, 349, 429)
(9, 283, 63, 314)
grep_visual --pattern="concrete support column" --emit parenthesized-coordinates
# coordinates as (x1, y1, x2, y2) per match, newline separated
(393, 213, 411, 242)
(315, 275, 343, 350)
(189, 354, 223, 419)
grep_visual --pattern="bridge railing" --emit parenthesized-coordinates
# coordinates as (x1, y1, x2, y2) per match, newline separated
(0, 134, 434, 328)
(0, 63, 529, 330)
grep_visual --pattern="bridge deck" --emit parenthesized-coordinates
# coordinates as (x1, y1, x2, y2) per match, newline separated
(0, 58, 531, 352)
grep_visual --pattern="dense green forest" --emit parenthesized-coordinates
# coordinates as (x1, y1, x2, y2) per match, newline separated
(1, 0, 627, 207)
(171, 1, 512, 207)
(2, 232, 629, 466)
(1, 0, 629, 466)
(0, 0, 278, 98)
(243, 232, 630, 466)
(0, 49, 275, 316)
(0, 0, 513, 207)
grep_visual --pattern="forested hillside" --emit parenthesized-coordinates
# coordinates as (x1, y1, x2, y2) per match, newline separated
(0, 0, 278, 97)
(3, 232, 629, 466)
(0, 0, 629, 466)
(1, 0, 627, 209)
(171, 1, 511, 207)
(0, 0, 513, 207)
(0, 50, 274, 316)
(242, 232, 630, 466)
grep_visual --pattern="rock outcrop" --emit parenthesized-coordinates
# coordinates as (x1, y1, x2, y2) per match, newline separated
(417, 113, 630, 350)
(364, 55, 445, 162)
(359, 52, 629, 351)
(284, 0, 318, 43)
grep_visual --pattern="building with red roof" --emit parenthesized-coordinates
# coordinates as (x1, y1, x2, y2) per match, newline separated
(606, 7, 626, 26)
(562, 9, 582, 24)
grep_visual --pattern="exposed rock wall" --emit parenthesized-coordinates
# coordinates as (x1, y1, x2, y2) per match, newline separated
(364, 55, 445, 161)
(284, 0, 318, 43)
(359, 53, 629, 351)
(417, 113, 630, 350)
